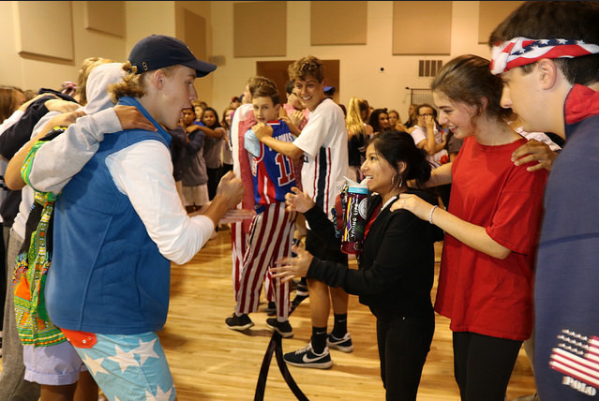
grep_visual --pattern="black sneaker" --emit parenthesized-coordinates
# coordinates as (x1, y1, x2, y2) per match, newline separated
(225, 313, 254, 331)
(290, 295, 308, 314)
(327, 332, 354, 353)
(290, 282, 309, 313)
(264, 301, 276, 316)
(266, 318, 294, 338)
(284, 343, 332, 369)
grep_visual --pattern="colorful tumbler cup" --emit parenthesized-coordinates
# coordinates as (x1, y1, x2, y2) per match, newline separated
(340, 185, 370, 254)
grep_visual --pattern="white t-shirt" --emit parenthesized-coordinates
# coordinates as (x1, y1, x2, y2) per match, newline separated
(293, 98, 348, 220)
(516, 127, 562, 152)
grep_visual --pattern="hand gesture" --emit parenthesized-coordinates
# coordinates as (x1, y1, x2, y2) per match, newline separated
(271, 245, 314, 283)
(285, 187, 315, 213)
(113, 105, 156, 131)
(279, 115, 291, 125)
(424, 115, 435, 130)
(216, 171, 244, 209)
(511, 139, 557, 172)
(253, 122, 273, 141)
(289, 110, 305, 128)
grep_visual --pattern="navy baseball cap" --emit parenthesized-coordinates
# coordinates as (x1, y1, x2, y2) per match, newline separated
(128, 34, 216, 77)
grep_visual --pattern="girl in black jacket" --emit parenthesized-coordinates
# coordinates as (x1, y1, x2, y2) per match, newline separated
(275, 131, 443, 400)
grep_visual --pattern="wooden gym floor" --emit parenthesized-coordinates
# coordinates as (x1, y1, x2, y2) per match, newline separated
(0, 228, 537, 400)
(160, 229, 536, 400)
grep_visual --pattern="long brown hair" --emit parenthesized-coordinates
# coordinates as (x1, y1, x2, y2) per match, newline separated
(431, 55, 511, 123)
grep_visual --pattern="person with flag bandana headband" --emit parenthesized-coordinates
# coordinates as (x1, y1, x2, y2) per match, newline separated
(490, 2, 599, 400)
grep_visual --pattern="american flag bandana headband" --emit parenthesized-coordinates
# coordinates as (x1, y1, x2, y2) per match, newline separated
(490, 37, 599, 75)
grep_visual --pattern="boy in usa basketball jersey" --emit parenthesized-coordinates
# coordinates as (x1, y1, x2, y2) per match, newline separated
(225, 78, 297, 337)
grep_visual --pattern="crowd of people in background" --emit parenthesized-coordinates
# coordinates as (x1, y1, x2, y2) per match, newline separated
(1, 2, 599, 401)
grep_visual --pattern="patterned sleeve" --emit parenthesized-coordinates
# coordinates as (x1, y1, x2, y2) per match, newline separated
(21, 126, 66, 200)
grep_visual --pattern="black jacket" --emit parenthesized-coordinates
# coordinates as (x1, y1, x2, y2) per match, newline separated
(305, 189, 443, 316)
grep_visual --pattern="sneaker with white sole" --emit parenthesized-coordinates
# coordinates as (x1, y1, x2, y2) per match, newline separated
(266, 318, 294, 338)
(284, 343, 332, 369)
(327, 332, 354, 352)
(225, 313, 254, 331)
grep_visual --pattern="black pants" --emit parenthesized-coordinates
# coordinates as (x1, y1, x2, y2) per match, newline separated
(371, 307, 435, 401)
(453, 331, 523, 401)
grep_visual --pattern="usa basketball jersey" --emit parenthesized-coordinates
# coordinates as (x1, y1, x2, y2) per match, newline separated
(247, 120, 296, 213)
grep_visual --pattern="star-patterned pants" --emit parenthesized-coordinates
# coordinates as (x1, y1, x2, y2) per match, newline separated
(62, 329, 176, 401)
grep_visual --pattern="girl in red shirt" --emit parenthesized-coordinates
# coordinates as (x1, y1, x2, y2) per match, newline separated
(392, 54, 548, 401)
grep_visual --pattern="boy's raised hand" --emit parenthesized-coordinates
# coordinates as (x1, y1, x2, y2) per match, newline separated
(216, 171, 244, 209)
(253, 122, 274, 140)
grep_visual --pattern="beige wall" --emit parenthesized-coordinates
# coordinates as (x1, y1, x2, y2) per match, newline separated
(126, 1, 176, 50)
(1, 1, 127, 92)
(176, 1, 213, 106)
(1, 1, 508, 122)
(210, 1, 493, 120)
(0, 1, 181, 97)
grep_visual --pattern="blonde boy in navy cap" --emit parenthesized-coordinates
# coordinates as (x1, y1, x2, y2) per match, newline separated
(41, 35, 244, 400)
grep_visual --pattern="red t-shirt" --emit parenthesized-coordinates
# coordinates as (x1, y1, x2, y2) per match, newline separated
(434, 136, 547, 341)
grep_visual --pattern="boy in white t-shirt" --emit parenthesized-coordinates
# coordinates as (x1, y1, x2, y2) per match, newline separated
(254, 56, 350, 369)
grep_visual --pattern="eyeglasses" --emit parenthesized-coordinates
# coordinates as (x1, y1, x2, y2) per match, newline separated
(419, 113, 433, 117)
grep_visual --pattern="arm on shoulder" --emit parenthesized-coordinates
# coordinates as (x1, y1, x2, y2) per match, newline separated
(6, 109, 85, 190)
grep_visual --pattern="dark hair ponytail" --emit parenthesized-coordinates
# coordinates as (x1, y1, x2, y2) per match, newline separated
(370, 131, 431, 187)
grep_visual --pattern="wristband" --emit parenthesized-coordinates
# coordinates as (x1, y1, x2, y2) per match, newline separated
(429, 205, 438, 224)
